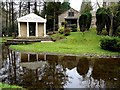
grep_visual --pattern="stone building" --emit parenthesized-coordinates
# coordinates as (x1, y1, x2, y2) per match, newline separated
(103, 0, 119, 7)
(58, 8, 96, 28)
(58, 8, 80, 28)
(17, 13, 47, 38)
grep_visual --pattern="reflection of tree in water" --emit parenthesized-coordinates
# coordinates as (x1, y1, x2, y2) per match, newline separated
(92, 58, 120, 88)
(41, 59, 68, 88)
(2, 44, 8, 61)
(60, 56, 79, 70)
(76, 57, 105, 88)
(20, 55, 69, 89)
(2, 51, 120, 89)
(77, 57, 89, 77)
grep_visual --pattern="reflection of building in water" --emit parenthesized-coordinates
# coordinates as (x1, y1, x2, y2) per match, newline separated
(19, 53, 69, 88)
(20, 53, 46, 62)
(1, 51, 120, 88)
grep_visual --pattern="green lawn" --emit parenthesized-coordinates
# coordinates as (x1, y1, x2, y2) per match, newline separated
(10, 28, 120, 56)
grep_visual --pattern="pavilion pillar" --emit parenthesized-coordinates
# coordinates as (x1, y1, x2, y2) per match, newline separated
(44, 22, 46, 37)
(18, 22, 21, 37)
(27, 22, 29, 37)
(36, 22, 38, 37)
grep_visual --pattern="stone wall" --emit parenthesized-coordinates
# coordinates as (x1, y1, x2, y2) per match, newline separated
(38, 23, 44, 37)
(20, 22, 27, 37)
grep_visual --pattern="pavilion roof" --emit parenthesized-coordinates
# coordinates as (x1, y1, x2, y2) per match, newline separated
(17, 13, 46, 23)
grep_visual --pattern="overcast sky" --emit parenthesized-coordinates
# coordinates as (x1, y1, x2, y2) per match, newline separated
(69, 0, 103, 11)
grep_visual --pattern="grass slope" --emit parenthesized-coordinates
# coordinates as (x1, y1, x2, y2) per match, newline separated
(10, 29, 119, 56)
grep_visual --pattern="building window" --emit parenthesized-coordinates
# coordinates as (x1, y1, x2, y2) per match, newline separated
(68, 12, 74, 17)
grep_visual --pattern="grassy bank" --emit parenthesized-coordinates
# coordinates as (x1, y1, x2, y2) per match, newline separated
(0, 82, 24, 89)
(10, 28, 120, 56)
(0, 37, 13, 43)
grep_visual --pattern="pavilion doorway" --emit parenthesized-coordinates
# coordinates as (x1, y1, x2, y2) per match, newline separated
(29, 22, 36, 36)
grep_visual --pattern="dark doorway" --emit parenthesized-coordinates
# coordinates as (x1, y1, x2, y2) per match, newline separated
(65, 18, 77, 28)
(29, 22, 36, 36)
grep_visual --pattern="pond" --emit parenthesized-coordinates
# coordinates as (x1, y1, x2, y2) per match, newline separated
(0, 45, 120, 89)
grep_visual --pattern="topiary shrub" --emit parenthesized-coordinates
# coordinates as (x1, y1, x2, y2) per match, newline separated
(96, 8, 111, 35)
(100, 37, 120, 52)
(64, 27, 70, 36)
(79, 12, 92, 32)
(71, 24, 77, 32)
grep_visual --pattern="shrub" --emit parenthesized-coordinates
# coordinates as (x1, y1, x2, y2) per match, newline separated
(79, 12, 92, 32)
(71, 24, 77, 32)
(58, 26, 64, 34)
(100, 37, 120, 52)
(50, 34, 64, 41)
(64, 28, 71, 36)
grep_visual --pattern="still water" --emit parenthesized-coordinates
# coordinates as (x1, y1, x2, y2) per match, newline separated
(0, 45, 120, 89)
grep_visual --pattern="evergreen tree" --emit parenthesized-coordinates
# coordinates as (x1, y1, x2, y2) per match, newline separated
(41, 0, 70, 31)
(61, 0, 70, 13)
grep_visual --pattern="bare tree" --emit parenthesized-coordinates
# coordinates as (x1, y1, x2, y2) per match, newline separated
(6, 0, 8, 35)
(28, 1, 30, 14)
(34, 0, 37, 14)
(11, 0, 14, 33)
(19, 0, 22, 17)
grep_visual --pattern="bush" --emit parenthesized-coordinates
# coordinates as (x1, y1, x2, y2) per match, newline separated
(58, 26, 64, 34)
(71, 24, 77, 32)
(100, 37, 120, 52)
(50, 34, 64, 41)
(79, 12, 92, 32)
(64, 28, 71, 36)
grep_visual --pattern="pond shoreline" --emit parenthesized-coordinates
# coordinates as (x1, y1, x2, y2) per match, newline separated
(10, 48, 120, 58)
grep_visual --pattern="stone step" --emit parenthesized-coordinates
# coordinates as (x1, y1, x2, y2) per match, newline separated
(5, 38, 53, 45)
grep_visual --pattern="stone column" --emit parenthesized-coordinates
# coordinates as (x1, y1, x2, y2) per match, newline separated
(36, 22, 38, 37)
(27, 22, 29, 37)
(18, 22, 21, 37)
(44, 22, 46, 37)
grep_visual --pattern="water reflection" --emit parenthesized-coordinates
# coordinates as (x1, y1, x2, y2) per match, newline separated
(0, 49, 120, 89)
(92, 58, 120, 88)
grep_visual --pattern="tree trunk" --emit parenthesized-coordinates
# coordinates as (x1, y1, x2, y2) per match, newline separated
(96, 1, 101, 8)
(11, 1, 14, 33)
(19, 1, 21, 17)
(28, 1, 30, 14)
(9, 2, 12, 36)
(34, 0, 37, 14)
(53, 0, 55, 32)
(109, 14, 113, 36)
(6, 1, 8, 36)
(0, 2, 3, 36)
